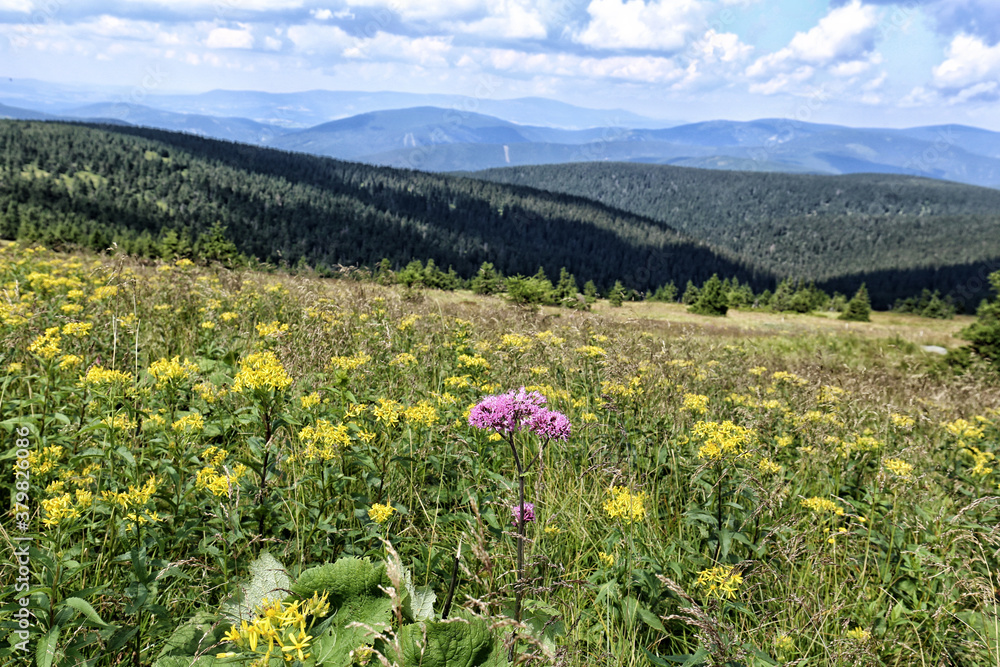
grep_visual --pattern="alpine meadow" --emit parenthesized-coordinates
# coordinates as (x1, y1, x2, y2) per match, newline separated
(5, 0, 1000, 662)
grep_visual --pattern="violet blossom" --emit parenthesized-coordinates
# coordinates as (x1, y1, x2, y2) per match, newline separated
(510, 502, 535, 526)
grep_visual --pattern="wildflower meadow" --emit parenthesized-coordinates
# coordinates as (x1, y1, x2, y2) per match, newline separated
(2, 242, 1000, 666)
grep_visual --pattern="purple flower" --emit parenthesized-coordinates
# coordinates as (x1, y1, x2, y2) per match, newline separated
(468, 388, 547, 433)
(527, 408, 572, 441)
(511, 502, 535, 526)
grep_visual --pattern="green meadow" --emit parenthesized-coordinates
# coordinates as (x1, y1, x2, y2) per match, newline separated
(2, 243, 999, 667)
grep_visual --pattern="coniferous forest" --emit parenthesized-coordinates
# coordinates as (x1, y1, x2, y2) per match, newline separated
(2, 120, 999, 309)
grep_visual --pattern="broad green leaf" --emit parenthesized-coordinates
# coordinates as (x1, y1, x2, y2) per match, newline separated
(63, 596, 108, 627)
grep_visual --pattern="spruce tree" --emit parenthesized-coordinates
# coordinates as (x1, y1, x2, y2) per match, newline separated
(688, 274, 728, 316)
(839, 283, 871, 322)
(959, 271, 1000, 366)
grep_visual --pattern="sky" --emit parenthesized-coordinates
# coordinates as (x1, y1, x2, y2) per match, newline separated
(1, 0, 999, 129)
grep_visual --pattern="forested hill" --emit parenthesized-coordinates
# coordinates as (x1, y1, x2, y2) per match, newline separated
(472, 162, 1000, 284)
(0, 121, 760, 293)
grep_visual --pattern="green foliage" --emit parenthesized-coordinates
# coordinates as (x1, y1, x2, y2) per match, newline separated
(960, 271, 1000, 366)
(471, 262, 505, 295)
(681, 280, 699, 305)
(688, 274, 728, 316)
(395, 612, 505, 667)
(650, 281, 677, 303)
(893, 289, 956, 319)
(474, 161, 1000, 306)
(840, 283, 872, 322)
(608, 280, 626, 307)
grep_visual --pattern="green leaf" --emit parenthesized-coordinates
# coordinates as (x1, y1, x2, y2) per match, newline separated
(63, 596, 109, 627)
(35, 626, 60, 667)
(222, 551, 290, 624)
(404, 585, 437, 623)
(397, 611, 506, 667)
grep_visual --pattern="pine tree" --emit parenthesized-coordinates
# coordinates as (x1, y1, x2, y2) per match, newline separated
(608, 280, 626, 307)
(681, 280, 699, 305)
(688, 274, 728, 316)
(839, 283, 871, 322)
(959, 271, 1000, 366)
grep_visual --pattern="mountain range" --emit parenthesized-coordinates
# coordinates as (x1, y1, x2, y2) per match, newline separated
(2, 78, 1000, 188)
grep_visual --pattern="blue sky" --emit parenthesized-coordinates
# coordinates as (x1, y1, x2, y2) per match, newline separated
(1, 0, 998, 129)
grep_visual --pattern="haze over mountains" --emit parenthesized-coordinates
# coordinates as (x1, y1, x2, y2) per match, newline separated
(3, 79, 1000, 189)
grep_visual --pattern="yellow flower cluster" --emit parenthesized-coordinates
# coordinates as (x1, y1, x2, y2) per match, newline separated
(148, 356, 198, 388)
(965, 446, 995, 476)
(682, 393, 709, 414)
(80, 366, 132, 388)
(233, 351, 294, 393)
(28, 326, 62, 359)
(391, 352, 417, 366)
(255, 320, 290, 337)
(575, 345, 607, 358)
(444, 375, 473, 389)
(457, 354, 491, 372)
(298, 420, 351, 461)
(696, 565, 743, 599)
(327, 353, 371, 372)
(757, 457, 782, 475)
(597, 552, 615, 567)
(770, 371, 808, 387)
(172, 413, 205, 433)
(196, 462, 248, 497)
(800, 496, 845, 516)
(602, 377, 644, 399)
(499, 333, 533, 350)
(58, 354, 83, 370)
(41, 489, 93, 527)
(299, 392, 322, 409)
(404, 402, 438, 427)
(369, 503, 396, 524)
(102, 413, 135, 432)
(397, 314, 421, 331)
(890, 413, 915, 430)
(222, 592, 330, 662)
(534, 330, 565, 346)
(693, 420, 755, 461)
(943, 418, 985, 441)
(845, 627, 871, 643)
(372, 398, 403, 426)
(61, 322, 93, 337)
(26, 446, 64, 476)
(883, 458, 914, 479)
(603, 486, 647, 524)
(103, 476, 158, 510)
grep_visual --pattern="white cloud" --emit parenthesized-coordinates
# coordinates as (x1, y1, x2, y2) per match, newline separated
(691, 29, 753, 64)
(745, 0, 878, 94)
(311, 8, 333, 20)
(932, 33, 1000, 90)
(470, 47, 686, 84)
(119, 0, 305, 10)
(206, 26, 254, 49)
(263, 35, 282, 50)
(343, 33, 452, 66)
(0, 0, 32, 11)
(575, 0, 702, 51)
(286, 23, 353, 53)
(444, 0, 546, 40)
(344, 0, 484, 22)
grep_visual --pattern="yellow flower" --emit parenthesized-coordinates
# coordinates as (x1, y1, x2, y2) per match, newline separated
(800, 496, 845, 516)
(233, 351, 293, 393)
(693, 420, 755, 461)
(369, 503, 396, 524)
(404, 402, 438, 427)
(148, 356, 198, 388)
(890, 413, 915, 430)
(757, 457, 782, 475)
(299, 420, 350, 460)
(58, 354, 83, 370)
(604, 486, 646, 524)
(845, 627, 871, 643)
(172, 413, 205, 433)
(61, 322, 93, 337)
(390, 352, 417, 366)
(575, 345, 607, 358)
(28, 326, 62, 359)
(372, 398, 403, 426)
(597, 551, 615, 567)
(300, 392, 322, 409)
(681, 393, 709, 414)
(696, 565, 742, 599)
(883, 458, 913, 480)
(328, 353, 371, 372)
(255, 320, 290, 337)
(200, 321, 216, 329)
(458, 354, 491, 372)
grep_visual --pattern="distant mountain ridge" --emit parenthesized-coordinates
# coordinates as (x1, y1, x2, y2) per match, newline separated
(3, 78, 1000, 188)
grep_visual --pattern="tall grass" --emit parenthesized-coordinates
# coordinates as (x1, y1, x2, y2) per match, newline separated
(1, 242, 999, 666)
